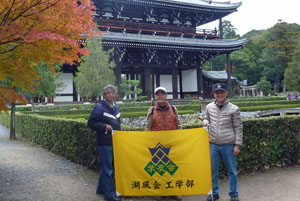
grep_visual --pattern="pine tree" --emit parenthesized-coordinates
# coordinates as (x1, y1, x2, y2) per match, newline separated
(74, 35, 116, 100)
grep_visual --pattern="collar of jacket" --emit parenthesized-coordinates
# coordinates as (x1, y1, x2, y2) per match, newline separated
(154, 101, 171, 111)
(214, 99, 229, 107)
(101, 100, 118, 113)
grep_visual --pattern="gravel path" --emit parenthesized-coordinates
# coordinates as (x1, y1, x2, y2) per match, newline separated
(0, 124, 101, 201)
(1, 124, 300, 201)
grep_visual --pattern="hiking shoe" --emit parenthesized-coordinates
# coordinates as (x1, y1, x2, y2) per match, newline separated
(105, 196, 122, 201)
(231, 195, 239, 201)
(168, 196, 182, 201)
(207, 194, 219, 201)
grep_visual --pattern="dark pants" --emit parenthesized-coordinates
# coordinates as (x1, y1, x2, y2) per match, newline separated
(97, 145, 116, 199)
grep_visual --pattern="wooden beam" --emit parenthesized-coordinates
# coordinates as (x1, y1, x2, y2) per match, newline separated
(172, 68, 178, 99)
(197, 67, 204, 98)
(226, 53, 233, 98)
(144, 67, 151, 100)
(115, 64, 122, 101)
(179, 69, 183, 99)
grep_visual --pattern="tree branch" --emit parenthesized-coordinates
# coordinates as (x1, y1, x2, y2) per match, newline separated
(0, 45, 19, 55)
(0, 0, 16, 26)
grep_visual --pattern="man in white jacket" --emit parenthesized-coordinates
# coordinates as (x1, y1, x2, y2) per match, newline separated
(203, 83, 243, 201)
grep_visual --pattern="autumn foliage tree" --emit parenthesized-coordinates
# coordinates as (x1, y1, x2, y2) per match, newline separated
(0, 0, 96, 111)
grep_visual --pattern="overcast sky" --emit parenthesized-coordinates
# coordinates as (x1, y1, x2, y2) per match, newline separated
(201, 0, 300, 36)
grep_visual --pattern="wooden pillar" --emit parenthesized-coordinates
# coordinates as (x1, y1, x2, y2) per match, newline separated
(72, 72, 78, 101)
(172, 68, 178, 99)
(151, 73, 155, 98)
(179, 69, 183, 99)
(153, 72, 160, 98)
(142, 66, 151, 100)
(197, 66, 203, 98)
(130, 73, 135, 99)
(115, 64, 122, 101)
(226, 52, 233, 98)
(141, 68, 145, 96)
(155, 72, 160, 88)
(219, 18, 223, 39)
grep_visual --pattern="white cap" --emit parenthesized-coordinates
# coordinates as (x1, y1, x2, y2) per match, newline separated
(154, 87, 167, 94)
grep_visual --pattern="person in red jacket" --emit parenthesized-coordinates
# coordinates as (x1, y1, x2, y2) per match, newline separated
(146, 87, 181, 131)
(145, 86, 182, 201)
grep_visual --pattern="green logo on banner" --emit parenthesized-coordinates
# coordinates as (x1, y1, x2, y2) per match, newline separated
(144, 143, 178, 176)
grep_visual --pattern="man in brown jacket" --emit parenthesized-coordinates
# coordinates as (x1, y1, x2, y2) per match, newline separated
(145, 86, 182, 201)
(203, 83, 243, 201)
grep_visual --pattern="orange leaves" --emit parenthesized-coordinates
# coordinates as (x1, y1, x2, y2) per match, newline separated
(0, 87, 27, 112)
(0, 0, 96, 111)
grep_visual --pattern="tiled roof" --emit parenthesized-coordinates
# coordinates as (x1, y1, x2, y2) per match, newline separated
(163, 0, 242, 9)
(101, 32, 247, 51)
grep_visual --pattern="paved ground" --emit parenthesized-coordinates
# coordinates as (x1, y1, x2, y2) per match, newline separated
(1, 124, 300, 201)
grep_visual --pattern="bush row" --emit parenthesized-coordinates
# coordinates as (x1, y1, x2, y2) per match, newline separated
(21, 105, 200, 118)
(231, 96, 286, 102)
(55, 110, 196, 120)
(240, 104, 300, 112)
(13, 96, 286, 112)
(14, 102, 153, 112)
(1, 112, 300, 174)
(235, 100, 300, 108)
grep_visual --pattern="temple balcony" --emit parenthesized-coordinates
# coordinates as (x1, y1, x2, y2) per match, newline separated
(96, 19, 218, 39)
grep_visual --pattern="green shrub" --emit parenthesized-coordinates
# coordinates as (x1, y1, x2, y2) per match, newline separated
(231, 96, 286, 102)
(2, 107, 300, 175)
(55, 110, 196, 120)
(235, 100, 300, 108)
(23, 109, 92, 116)
(240, 104, 300, 112)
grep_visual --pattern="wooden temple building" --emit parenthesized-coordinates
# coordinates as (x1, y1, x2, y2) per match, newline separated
(56, 0, 247, 102)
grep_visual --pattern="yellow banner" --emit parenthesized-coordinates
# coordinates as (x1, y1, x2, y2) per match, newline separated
(113, 128, 212, 196)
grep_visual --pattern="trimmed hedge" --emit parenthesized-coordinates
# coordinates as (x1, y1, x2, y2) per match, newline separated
(240, 104, 300, 112)
(231, 96, 286, 102)
(15, 104, 95, 112)
(23, 109, 92, 116)
(1, 112, 300, 175)
(240, 116, 300, 173)
(14, 102, 153, 112)
(55, 110, 196, 120)
(235, 100, 300, 108)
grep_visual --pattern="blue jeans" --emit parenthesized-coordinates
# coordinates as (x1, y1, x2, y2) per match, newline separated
(209, 143, 238, 196)
(97, 145, 116, 199)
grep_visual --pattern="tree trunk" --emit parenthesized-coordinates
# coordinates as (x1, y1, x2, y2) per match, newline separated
(10, 102, 16, 140)
(31, 98, 35, 112)
(283, 84, 286, 93)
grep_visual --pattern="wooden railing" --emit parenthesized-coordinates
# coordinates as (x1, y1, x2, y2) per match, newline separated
(96, 19, 219, 39)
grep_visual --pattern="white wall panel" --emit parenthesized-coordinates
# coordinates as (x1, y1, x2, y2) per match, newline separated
(54, 73, 73, 102)
(58, 73, 73, 94)
(160, 75, 173, 93)
(182, 69, 197, 92)
(54, 96, 73, 102)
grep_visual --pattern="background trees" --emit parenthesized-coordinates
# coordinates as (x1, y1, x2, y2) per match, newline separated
(258, 22, 300, 91)
(121, 80, 143, 104)
(24, 62, 65, 108)
(206, 20, 300, 93)
(284, 41, 300, 91)
(0, 0, 95, 111)
(73, 35, 116, 101)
